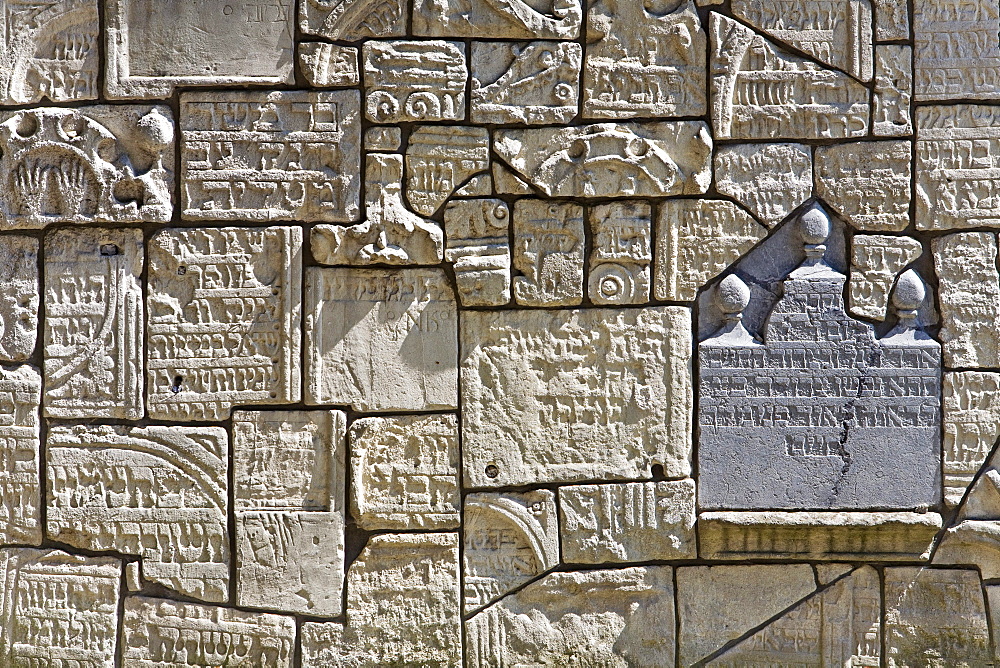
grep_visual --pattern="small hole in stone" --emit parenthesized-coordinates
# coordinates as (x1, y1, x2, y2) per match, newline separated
(99, 244, 120, 256)
(170, 376, 183, 393)
(485, 463, 499, 479)
(177, 266, 187, 275)
(651, 464, 666, 481)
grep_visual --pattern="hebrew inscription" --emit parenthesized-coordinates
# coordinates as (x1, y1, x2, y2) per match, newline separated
(0, 366, 41, 546)
(0, 237, 39, 362)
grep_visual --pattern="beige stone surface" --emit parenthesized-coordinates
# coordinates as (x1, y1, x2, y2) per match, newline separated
(180, 90, 361, 223)
(147, 226, 302, 421)
(300, 0, 406, 40)
(43, 227, 143, 419)
(466, 567, 675, 667)
(0, 105, 173, 228)
(462, 306, 692, 487)
(463, 490, 558, 612)
(106, 0, 294, 98)
(589, 201, 651, 305)
(364, 126, 401, 151)
(714, 143, 812, 227)
(513, 199, 585, 306)
(873, 0, 908, 40)
(0, 236, 38, 362)
(560, 479, 696, 563)
(932, 232, 1000, 368)
(444, 199, 511, 307)
(412, 0, 582, 38)
(122, 596, 296, 667)
(583, 0, 705, 118)
(234, 410, 346, 616)
(363, 41, 466, 123)
(0, 548, 120, 667)
(494, 121, 713, 197)
(943, 372, 1000, 507)
(406, 126, 489, 216)
(47, 425, 229, 602)
(849, 234, 923, 322)
(711, 13, 869, 139)
(305, 267, 458, 410)
(0, 366, 41, 546)
(816, 140, 912, 231)
(874, 45, 913, 137)
(350, 414, 459, 530)
(472, 41, 580, 124)
(654, 199, 766, 302)
(914, 1, 1000, 101)
(299, 43, 360, 87)
(677, 564, 817, 665)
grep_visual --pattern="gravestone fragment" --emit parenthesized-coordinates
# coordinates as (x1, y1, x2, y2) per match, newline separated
(714, 143, 812, 227)
(472, 41, 581, 124)
(0, 237, 38, 362)
(513, 199, 585, 307)
(444, 199, 511, 307)
(0, 366, 41, 546)
(588, 201, 652, 306)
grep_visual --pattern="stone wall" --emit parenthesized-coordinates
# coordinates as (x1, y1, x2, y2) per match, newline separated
(0, 0, 997, 665)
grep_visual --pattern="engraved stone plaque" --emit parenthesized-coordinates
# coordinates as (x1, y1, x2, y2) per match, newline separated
(0, 366, 41, 546)
(0, 237, 39, 362)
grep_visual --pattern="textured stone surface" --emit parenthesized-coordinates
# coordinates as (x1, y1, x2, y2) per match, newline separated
(944, 372, 1000, 508)
(933, 232, 1000, 368)
(873, 0, 908, 40)
(299, 43, 360, 87)
(512, 199, 585, 306)
(300, 0, 406, 40)
(714, 143, 812, 227)
(462, 306, 692, 487)
(588, 201, 651, 305)
(444, 199, 511, 307)
(363, 41, 466, 123)
(0, 237, 38, 362)
(0, 366, 41, 545)
(412, 0, 582, 38)
(914, 1, 1000, 101)
(472, 41, 580, 124)
(406, 126, 489, 216)
(815, 140, 912, 231)
(849, 235, 923, 322)
(874, 45, 913, 137)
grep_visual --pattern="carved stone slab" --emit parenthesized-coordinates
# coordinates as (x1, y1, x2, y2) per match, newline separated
(406, 126, 489, 216)
(350, 414, 460, 530)
(560, 479, 697, 563)
(299, 43, 360, 87)
(943, 372, 1000, 507)
(0, 366, 41, 546)
(513, 199, 585, 307)
(305, 267, 458, 411)
(444, 199, 511, 307)
(47, 425, 229, 602)
(300, 0, 406, 40)
(849, 235, 922, 322)
(122, 596, 296, 667)
(412, 0, 582, 38)
(147, 226, 302, 421)
(873, 0, 908, 40)
(0, 237, 38, 362)
(466, 567, 675, 667)
(583, 0, 705, 118)
(815, 140, 912, 231)
(589, 201, 652, 305)
(463, 490, 558, 613)
(0, 106, 173, 228)
(0, 548, 120, 667)
(914, 1, 1000, 101)
(106, 0, 295, 98)
(462, 306, 692, 487)
(874, 45, 913, 137)
(43, 227, 143, 419)
(180, 91, 361, 222)
(714, 143, 812, 228)
(363, 41, 466, 123)
(234, 410, 346, 616)
(472, 41, 581, 124)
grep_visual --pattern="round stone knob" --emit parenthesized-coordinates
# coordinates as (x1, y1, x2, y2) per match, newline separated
(799, 205, 831, 246)
(893, 269, 926, 312)
(716, 274, 751, 316)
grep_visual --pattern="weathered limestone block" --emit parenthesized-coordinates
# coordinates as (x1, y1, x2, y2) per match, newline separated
(914, 0, 1000, 101)
(311, 153, 444, 265)
(589, 201, 651, 305)
(513, 200, 584, 307)
(0, 548, 120, 667)
(234, 410, 346, 616)
(0, 0, 98, 104)
(0, 237, 38, 362)
(462, 306, 692, 487)
(122, 596, 296, 667)
(943, 373, 1000, 509)
(406, 126, 489, 216)
(698, 511, 942, 561)
(147, 226, 302, 421)
(714, 143, 812, 227)
(0, 106, 173, 228)
(413, 0, 581, 38)
(43, 227, 143, 419)
(444, 199, 511, 307)
(180, 90, 361, 223)
(874, 45, 913, 137)
(364, 126, 401, 151)
(873, 0, 908, 40)
(731, 0, 873, 81)
(654, 199, 766, 302)
(494, 121, 712, 197)
(0, 366, 41, 546)
(932, 232, 1000, 368)
(47, 425, 229, 602)
(711, 13, 869, 139)
(305, 267, 458, 411)
(493, 162, 533, 194)
(350, 414, 459, 530)
(815, 140, 912, 231)
(885, 568, 991, 666)
(706, 567, 881, 666)
(302, 533, 461, 666)
(849, 235, 923, 321)
(299, 43, 360, 87)
(300, 0, 406, 40)
(466, 567, 675, 667)
(677, 564, 817, 666)
(917, 105, 1000, 230)
(559, 479, 696, 563)
(363, 41, 466, 123)
(472, 41, 580, 124)
(583, 0, 705, 118)
(106, 0, 294, 98)
(463, 490, 558, 612)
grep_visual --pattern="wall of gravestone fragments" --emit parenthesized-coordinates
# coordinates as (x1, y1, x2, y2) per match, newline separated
(4, 0, 1000, 665)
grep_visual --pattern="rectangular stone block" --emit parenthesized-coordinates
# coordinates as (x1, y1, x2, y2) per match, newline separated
(305, 267, 458, 411)
(299, 43, 360, 87)
(43, 227, 143, 419)
(0, 236, 38, 362)
(147, 226, 302, 421)
(874, 44, 913, 137)
(0, 366, 41, 546)
(363, 41, 466, 123)
(180, 90, 361, 222)
(933, 232, 1000, 368)
(815, 140, 912, 231)
(462, 306, 692, 487)
(444, 199, 511, 307)
(588, 201, 651, 306)
(513, 199, 584, 307)
(412, 0, 581, 38)
(106, 0, 295, 98)
(472, 41, 580, 125)
(299, 0, 406, 40)
(914, 1, 1000, 101)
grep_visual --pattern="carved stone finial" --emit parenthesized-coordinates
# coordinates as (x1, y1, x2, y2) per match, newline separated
(892, 268, 925, 317)
(716, 273, 751, 320)
(799, 204, 831, 257)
